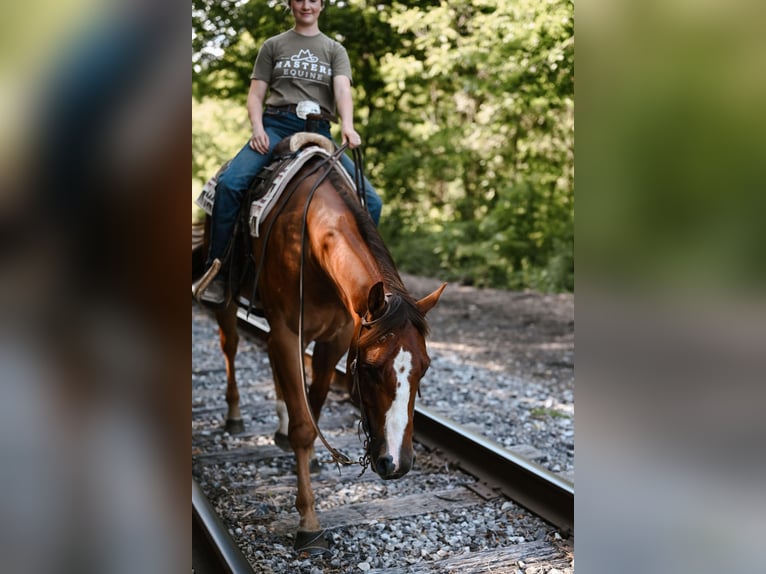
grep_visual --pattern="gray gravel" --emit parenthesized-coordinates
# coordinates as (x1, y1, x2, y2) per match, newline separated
(397, 274, 574, 480)
(192, 283, 574, 573)
(419, 351, 574, 477)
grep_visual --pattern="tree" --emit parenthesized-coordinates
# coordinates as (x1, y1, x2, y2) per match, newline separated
(192, 0, 574, 291)
(375, 0, 573, 290)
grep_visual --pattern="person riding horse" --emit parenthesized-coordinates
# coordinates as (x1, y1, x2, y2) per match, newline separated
(204, 129, 446, 551)
(199, 0, 382, 305)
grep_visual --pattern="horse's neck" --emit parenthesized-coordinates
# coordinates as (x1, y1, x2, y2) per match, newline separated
(312, 224, 385, 318)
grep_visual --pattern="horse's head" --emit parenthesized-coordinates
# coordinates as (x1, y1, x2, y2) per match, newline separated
(351, 281, 446, 480)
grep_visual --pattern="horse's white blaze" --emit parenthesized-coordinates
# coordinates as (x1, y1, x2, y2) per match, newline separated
(385, 348, 413, 469)
(276, 399, 289, 435)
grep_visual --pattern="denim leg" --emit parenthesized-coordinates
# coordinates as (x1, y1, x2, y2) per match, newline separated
(338, 152, 383, 225)
(207, 142, 272, 264)
(207, 113, 383, 267)
(311, 122, 383, 225)
(207, 116, 298, 265)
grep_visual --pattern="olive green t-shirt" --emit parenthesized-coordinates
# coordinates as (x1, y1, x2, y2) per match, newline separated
(252, 30, 352, 122)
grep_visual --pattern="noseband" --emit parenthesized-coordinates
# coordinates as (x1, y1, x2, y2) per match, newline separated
(349, 293, 402, 475)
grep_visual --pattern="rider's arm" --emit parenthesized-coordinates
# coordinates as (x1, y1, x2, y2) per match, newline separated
(247, 79, 270, 153)
(333, 75, 361, 148)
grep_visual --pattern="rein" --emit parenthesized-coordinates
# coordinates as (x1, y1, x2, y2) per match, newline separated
(352, 146, 366, 209)
(247, 147, 342, 318)
(296, 146, 357, 469)
(248, 141, 373, 472)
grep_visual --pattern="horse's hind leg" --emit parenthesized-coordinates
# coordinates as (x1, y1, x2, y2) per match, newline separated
(269, 360, 292, 451)
(215, 303, 244, 434)
(309, 338, 350, 420)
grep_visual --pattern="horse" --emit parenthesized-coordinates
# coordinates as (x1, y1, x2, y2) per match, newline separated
(199, 133, 446, 553)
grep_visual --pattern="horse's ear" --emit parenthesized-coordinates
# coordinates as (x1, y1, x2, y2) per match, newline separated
(367, 281, 387, 318)
(416, 283, 447, 315)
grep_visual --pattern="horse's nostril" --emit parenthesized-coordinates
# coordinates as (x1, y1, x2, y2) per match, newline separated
(376, 455, 395, 476)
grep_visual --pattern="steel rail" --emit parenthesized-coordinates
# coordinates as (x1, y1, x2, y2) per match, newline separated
(232, 301, 574, 534)
(414, 406, 574, 534)
(192, 478, 255, 574)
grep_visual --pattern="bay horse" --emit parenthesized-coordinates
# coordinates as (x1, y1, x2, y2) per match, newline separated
(202, 133, 446, 553)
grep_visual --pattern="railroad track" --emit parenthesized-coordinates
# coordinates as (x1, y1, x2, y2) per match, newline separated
(192, 295, 574, 573)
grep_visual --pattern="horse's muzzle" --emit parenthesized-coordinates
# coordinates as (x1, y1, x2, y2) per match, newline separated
(371, 451, 413, 480)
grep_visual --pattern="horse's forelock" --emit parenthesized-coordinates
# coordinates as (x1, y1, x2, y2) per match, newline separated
(359, 292, 429, 348)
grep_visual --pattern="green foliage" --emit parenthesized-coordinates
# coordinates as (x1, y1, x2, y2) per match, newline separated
(191, 97, 251, 222)
(192, 0, 574, 292)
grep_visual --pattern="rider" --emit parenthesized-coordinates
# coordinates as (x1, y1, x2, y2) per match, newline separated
(199, 0, 382, 305)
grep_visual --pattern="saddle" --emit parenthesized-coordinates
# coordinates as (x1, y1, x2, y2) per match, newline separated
(195, 132, 356, 237)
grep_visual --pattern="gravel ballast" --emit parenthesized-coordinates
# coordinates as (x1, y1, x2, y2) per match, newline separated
(192, 275, 574, 573)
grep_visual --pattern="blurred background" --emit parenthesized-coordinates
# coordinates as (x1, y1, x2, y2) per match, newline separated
(1, 0, 188, 572)
(1, 0, 765, 572)
(576, 0, 766, 572)
(193, 0, 575, 293)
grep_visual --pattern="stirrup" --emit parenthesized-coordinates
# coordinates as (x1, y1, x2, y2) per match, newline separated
(192, 259, 222, 302)
(200, 277, 227, 305)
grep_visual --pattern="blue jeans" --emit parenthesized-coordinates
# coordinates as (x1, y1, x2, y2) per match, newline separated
(207, 109, 382, 265)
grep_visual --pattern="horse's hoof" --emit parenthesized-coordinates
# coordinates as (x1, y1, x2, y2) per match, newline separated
(274, 432, 292, 451)
(225, 418, 245, 434)
(293, 530, 329, 555)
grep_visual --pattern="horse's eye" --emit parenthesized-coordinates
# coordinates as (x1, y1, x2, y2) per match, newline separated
(377, 332, 394, 344)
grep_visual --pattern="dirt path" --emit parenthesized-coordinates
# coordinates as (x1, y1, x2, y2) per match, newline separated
(401, 274, 574, 393)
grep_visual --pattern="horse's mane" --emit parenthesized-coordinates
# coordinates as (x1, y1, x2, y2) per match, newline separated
(321, 163, 430, 339)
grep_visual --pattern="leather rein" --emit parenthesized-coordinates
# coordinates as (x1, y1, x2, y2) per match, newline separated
(251, 142, 372, 472)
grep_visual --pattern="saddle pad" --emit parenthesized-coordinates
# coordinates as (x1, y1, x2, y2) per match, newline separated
(194, 147, 357, 238)
(248, 146, 356, 237)
(194, 160, 230, 216)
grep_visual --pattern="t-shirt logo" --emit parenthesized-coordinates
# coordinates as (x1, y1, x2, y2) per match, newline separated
(291, 49, 319, 64)
(274, 49, 332, 83)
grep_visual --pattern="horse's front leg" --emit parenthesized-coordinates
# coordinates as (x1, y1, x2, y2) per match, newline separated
(215, 303, 244, 434)
(268, 330, 328, 554)
(288, 406, 328, 553)
(287, 423, 318, 514)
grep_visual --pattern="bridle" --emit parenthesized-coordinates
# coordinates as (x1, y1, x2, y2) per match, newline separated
(348, 293, 402, 474)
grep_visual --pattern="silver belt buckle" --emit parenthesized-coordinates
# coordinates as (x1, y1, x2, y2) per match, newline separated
(296, 100, 321, 120)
